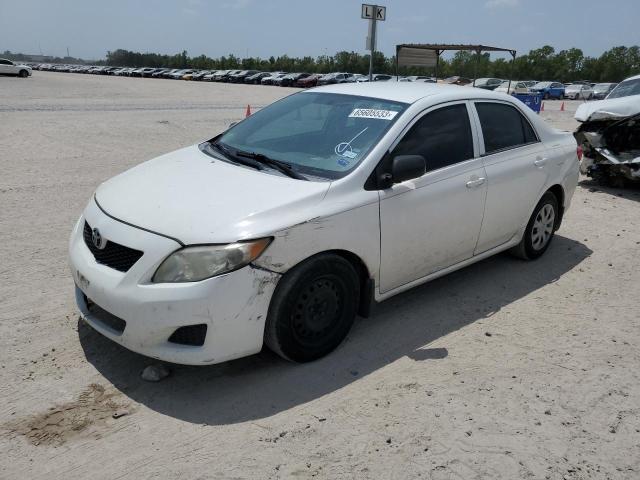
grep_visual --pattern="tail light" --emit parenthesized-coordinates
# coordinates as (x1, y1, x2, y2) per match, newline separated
(577, 145, 583, 161)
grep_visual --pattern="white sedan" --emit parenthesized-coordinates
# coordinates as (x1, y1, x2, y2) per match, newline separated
(0, 58, 32, 77)
(69, 83, 579, 365)
(565, 84, 593, 100)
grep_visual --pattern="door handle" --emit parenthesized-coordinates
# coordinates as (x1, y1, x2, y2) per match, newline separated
(466, 177, 486, 188)
(534, 157, 548, 168)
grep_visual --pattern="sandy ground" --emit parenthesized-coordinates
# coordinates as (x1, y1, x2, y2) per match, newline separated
(1, 72, 639, 479)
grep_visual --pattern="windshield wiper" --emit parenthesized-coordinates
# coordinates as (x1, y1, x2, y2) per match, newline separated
(209, 141, 264, 171)
(235, 150, 307, 180)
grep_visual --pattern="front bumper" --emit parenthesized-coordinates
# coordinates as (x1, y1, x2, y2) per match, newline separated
(69, 198, 281, 365)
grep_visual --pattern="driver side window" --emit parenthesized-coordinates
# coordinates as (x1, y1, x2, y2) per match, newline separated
(392, 104, 474, 172)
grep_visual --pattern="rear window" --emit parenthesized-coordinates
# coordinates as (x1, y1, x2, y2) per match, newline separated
(476, 102, 538, 154)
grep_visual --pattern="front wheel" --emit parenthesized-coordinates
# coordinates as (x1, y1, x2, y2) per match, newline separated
(510, 192, 559, 260)
(264, 254, 360, 362)
(543, 92, 550, 100)
(18, 69, 29, 78)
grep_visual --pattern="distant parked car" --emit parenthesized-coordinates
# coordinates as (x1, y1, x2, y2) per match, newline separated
(317, 73, 353, 86)
(591, 82, 618, 100)
(228, 70, 259, 83)
(565, 83, 593, 100)
(473, 78, 503, 90)
(442, 76, 472, 86)
(278, 73, 311, 87)
(402, 76, 433, 82)
(244, 71, 271, 84)
(356, 74, 393, 83)
(0, 58, 32, 77)
(530, 81, 565, 100)
(149, 68, 169, 78)
(204, 70, 224, 81)
(261, 72, 287, 85)
(218, 70, 241, 82)
(169, 69, 194, 79)
(495, 80, 537, 95)
(295, 73, 323, 88)
(190, 70, 212, 81)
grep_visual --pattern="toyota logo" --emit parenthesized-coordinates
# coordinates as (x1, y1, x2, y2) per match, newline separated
(91, 228, 106, 250)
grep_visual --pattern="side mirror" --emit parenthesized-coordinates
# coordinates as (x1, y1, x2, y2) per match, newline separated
(388, 155, 426, 184)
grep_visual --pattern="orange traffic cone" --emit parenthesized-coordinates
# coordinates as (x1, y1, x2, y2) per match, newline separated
(541, 102, 545, 112)
(560, 101, 565, 112)
(245, 104, 252, 117)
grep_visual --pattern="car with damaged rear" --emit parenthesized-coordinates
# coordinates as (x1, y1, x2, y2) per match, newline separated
(69, 82, 579, 365)
(574, 74, 640, 187)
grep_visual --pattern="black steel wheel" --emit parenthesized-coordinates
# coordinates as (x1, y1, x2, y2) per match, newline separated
(264, 254, 360, 362)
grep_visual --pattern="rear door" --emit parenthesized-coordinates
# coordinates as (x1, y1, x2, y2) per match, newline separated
(471, 101, 549, 254)
(379, 102, 487, 293)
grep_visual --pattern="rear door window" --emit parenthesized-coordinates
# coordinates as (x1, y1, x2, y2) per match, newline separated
(475, 102, 538, 154)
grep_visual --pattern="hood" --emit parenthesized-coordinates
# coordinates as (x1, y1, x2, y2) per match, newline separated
(95, 145, 331, 244)
(575, 95, 640, 122)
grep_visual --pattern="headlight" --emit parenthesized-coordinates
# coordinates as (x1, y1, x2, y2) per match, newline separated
(152, 238, 272, 283)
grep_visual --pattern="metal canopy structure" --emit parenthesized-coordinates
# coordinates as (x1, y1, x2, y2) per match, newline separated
(395, 43, 517, 86)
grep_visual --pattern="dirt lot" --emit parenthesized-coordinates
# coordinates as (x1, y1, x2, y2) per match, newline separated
(1, 72, 639, 479)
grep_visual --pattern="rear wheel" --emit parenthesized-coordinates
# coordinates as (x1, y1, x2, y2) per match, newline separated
(543, 92, 550, 100)
(18, 69, 29, 78)
(510, 192, 559, 260)
(264, 254, 360, 362)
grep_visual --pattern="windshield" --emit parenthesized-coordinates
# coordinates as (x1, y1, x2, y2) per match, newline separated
(607, 79, 640, 99)
(214, 92, 408, 179)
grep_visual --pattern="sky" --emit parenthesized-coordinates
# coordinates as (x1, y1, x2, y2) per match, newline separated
(1, 0, 638, 61)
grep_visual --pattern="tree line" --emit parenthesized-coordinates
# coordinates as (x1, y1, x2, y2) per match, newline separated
(4, 45, 639, 82)
(102, 45, 639, 82)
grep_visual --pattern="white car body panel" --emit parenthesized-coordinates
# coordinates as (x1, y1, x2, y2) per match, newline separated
(70, 82, 579, 364)
(575, 95, 640, 122)
(95, 145, 331, 244)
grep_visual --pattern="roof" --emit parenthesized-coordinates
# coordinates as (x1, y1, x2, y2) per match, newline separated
(396, 44, 517, 55)
(309, 81, 504, 104)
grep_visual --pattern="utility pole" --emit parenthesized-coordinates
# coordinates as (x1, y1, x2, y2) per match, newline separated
(361, 4, 386, 82)
(368, 18, 376, 81)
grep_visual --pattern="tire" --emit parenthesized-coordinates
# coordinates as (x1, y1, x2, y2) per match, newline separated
(543, 92, 550, 100)
(18, 69, 29, 78)
(510, 191, 559, 260)
(264, 254, 360, 363)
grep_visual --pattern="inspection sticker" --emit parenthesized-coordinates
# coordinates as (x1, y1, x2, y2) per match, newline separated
(349, 108, 398, 120)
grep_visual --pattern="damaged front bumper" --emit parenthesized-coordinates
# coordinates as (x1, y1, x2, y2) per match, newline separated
(574, 111, 640, 185)
(69, 200, 281, 365)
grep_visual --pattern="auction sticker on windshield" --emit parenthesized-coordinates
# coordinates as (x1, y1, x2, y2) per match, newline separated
(349, 108, 399, 120)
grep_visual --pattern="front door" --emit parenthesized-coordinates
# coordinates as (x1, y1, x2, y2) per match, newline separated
(379, 102, 487, 293)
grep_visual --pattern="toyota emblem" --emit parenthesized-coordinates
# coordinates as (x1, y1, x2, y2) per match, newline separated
(91, 228, 106, 250)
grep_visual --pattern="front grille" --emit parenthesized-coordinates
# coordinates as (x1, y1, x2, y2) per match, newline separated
(85, 296, 126, 334)
(83, 221, 143, 272)
(168, 324, 208, 346)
